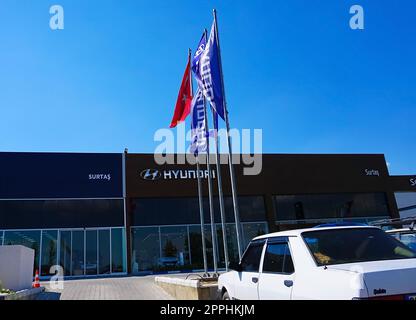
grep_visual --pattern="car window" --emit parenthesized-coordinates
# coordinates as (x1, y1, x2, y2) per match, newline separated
(263, 242, 295, 274)
(391, 233, 401, 241)
(240, 241, 264, 272)
(303, 228, 416, 266)
(283, 246, 295, 274)
(399, 233, 416, 251)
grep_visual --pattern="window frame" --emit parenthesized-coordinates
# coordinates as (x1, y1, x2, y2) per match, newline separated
(260, 237, 295, 275)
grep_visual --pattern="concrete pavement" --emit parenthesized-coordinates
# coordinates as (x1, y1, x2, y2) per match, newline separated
(36, 275, 174, 300)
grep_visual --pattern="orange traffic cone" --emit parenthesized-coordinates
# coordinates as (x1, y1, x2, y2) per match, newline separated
(33, 270, 40, 288)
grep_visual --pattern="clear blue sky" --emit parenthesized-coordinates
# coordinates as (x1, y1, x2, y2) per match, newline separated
(0, 0, 415, 175)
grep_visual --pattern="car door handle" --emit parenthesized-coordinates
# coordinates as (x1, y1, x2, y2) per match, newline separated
(284, 280, 294, 288)
(252, 277, 259, 284)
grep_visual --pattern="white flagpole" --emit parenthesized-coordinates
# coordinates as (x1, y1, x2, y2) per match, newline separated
(212, 9, 244, 260)
(189, 49, 209, 276)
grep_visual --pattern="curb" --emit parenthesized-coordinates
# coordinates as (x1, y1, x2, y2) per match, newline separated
(0, 287, 45, 301)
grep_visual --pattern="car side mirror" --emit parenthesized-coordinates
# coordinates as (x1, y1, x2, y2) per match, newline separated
(229, 261, 242, 272)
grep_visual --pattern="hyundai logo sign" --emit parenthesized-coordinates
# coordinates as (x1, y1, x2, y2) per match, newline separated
(140, 169, 162, 181)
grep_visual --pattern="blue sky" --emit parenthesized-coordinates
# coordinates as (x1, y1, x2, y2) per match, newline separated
(0, 0, 415, 175)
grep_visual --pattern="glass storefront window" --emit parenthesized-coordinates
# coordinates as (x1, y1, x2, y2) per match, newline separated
(242, 223, 268, 248)
(41, 230, 58, 276)
(216, 224, 239, 268)
(111, 228, 126, 273)
(2, 228, 126, 278)
(188, 225, 213, 270)
(71, 231, 85, 276)
(0, 231, 4, 246)
(85, 230, 98, 275)
(59, 231, 71, 276)
(224, 196, 267, 223)
(216, 222, 268, 267)
(130, 196, 267, 227)
(395, 192, 416, 219)
(4, 230, 41, 274)
(131, 222, 268, 273)
(131, 227, 160, 273)
(274, 193, 390, 223)
(0, 200, 124, 230)
(99, 230, 111, 275)
(160, 226, 190, 271)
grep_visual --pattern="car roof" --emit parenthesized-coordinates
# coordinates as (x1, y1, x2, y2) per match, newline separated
(253, 225, 379, 241)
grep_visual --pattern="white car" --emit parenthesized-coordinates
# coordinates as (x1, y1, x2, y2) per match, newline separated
(218, 225, 416, 300)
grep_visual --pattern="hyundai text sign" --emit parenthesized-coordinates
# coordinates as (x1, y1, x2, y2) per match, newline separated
(140, 169, 216, 181)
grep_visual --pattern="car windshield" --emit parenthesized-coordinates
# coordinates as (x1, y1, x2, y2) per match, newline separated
(302, 228, 416, 266)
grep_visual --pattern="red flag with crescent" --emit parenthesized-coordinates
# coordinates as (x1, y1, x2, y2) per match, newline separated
(170, 58, 193, 128)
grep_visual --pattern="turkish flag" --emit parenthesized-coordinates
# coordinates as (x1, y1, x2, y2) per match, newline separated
(170, 58, 193, 128)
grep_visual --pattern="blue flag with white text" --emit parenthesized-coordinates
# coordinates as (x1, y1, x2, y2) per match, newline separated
(192, 34, 206, 85)
(190, 89, 208, 156)
(198, 21, 226, 121)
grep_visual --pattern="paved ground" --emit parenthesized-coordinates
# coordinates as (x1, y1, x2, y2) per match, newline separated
(36, 275, 175, 300)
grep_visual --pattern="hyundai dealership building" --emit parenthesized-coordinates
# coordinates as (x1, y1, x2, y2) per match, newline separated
(0, 152, 414, 278)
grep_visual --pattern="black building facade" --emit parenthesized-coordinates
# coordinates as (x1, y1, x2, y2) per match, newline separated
(0, 152, 410, 277)
(0, 152, 127, 278)
(391, 175, 416, 219)
(125, 153, 397, 274)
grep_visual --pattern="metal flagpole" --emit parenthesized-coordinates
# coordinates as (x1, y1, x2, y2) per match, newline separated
(204, 99, 219, 275)
(196, 161, 209, 275)
(212, 9, 244, 260)
(189, 49, 209, 276)
(203, 31, 219, 276)
(212, 108, 230, 272)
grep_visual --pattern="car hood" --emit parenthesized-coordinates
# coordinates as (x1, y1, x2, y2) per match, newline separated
(327, 259, 416, 298)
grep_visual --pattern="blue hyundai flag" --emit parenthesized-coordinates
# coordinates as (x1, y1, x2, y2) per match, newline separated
(199, 21, 226, 121)
(190, 89, 208, 156)
(192, 33, 206, 85)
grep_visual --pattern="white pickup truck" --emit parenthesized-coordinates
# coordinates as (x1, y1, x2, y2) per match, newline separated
(218, 225, 416, 300)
